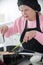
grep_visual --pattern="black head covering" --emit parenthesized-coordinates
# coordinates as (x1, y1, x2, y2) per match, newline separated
(17, 0, 41, 12)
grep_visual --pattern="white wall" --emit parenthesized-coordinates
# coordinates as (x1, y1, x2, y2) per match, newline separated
(38, 0, 43, 13)
(0, 0, 21, 25)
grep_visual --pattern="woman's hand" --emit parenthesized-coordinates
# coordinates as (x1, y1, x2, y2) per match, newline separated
(23, 30, 36, 42)
(0, 25, 8, 35)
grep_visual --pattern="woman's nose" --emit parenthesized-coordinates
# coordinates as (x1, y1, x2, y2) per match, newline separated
(22, 11, 27, 16)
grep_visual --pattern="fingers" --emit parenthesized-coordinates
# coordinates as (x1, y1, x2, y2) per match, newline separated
(23, 35, 29, 42)
(1, 27, 6, 35)
(23, 31, 36, 43)
(0, 26, 8, 35)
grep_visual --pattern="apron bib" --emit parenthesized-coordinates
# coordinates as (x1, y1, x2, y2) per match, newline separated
(20, 12, 43, 53)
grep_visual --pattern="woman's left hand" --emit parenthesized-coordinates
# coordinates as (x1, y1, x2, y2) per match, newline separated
(23, 30, 36, 42)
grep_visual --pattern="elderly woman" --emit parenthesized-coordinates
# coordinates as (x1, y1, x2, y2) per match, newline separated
(0, 0, 43, 65)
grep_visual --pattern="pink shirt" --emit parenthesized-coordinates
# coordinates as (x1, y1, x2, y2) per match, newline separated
(5, 14, 43, 45)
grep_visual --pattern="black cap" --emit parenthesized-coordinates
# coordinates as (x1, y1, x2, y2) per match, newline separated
(17, 0, 41, 12)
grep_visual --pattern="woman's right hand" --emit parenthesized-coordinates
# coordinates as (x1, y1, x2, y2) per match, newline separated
(23, 30, 36, 42)
(0, 25, 8, 35)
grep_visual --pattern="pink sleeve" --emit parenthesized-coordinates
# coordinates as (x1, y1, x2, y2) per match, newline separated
(34, 20, 43, 45)
(5, 19, 19, 37)
(5, 16, 24, 37)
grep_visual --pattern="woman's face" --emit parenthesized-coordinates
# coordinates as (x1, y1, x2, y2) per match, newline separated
(19, 5, 36, 21)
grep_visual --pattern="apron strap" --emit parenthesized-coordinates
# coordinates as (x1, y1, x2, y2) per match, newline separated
(36, 12, 40, 30)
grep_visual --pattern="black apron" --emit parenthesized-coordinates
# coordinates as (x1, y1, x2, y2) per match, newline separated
(20, 12, 43, 53)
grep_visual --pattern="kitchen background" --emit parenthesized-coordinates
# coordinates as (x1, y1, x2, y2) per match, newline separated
(0, 0, 43, 51)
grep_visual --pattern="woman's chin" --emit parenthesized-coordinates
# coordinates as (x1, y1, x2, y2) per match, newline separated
(25, 17, 29, 20)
